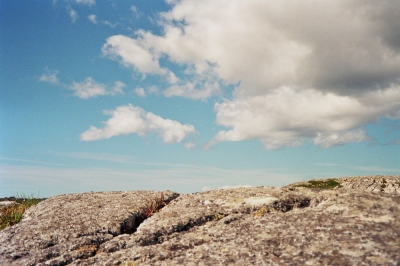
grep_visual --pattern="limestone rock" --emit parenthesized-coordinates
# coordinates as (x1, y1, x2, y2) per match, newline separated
(0, 176, 399, 265)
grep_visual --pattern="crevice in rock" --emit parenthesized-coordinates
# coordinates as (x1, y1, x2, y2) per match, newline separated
(121, 193, 180, 235)
(137, 197, 311, 248)
(271, 197, 311, 212)
(120, 215, 146, 235)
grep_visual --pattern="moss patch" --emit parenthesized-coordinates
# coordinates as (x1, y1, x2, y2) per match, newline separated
(295, 179, 342, 189)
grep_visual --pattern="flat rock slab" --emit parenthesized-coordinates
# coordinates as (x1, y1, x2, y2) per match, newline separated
(0, 190, 179, 265)
(0, 176, 399, 265)
(290, 175, 400, 194)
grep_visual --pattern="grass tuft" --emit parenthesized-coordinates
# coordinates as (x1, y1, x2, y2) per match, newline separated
(0, 193, 44, 231)
(138, 193, 169, 219)
(295, 179, 342, 189)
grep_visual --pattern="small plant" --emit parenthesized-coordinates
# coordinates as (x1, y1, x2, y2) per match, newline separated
(295, 179, 342, 189)
(253, 206, 269, 218)
(0, 193, 44, 231)
(212, 212, 227, 221)
(380, 178, 387, 191)
(138, 193, 169, 219)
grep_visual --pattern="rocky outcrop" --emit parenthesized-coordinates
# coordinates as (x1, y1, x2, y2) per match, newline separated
(1, 176, 399, 265)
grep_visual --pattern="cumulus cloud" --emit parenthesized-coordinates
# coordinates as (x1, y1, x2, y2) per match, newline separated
(209, 86, 400, 149)
(80, 104, 197, 143)
(70, 77, 125, 99)
(101, 0, 400, 148)
(102, 35, 169, 76)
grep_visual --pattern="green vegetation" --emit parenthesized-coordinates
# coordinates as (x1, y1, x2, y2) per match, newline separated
(295, 179, 342, 189)
(212, 212, 227, 221)
(0, 194, 44, 231)
(254, 206, 270, 218)
(380, 178, 387, 191)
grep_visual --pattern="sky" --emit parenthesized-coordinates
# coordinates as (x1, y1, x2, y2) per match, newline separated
(1, 0, 399, 198)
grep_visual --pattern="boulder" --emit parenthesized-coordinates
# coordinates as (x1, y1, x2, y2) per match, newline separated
(0, 176, 399, 265)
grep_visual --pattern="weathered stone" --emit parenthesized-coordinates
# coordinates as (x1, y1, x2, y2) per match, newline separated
(0, 176, 399, 265)
(0, 190, 179, 266)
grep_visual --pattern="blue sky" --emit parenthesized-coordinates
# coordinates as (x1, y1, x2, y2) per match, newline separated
(1, 0, 399, 197)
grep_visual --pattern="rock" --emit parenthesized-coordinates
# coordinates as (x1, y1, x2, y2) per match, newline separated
(0, 201, 19, 207)
(0, 176, 399, 265)
(290, 175, 400, 194)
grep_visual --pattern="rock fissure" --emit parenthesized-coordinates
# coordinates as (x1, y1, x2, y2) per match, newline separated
(131, 196, 312, 252)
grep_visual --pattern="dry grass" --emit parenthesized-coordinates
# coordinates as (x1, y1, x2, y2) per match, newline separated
(0, 194, 44, 231)
(138, 193, 169, 219)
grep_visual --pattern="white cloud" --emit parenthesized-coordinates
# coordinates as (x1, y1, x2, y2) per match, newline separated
(80, 104, 197, 143)
(156, 0, 400, 96)
(112, 80, 126, 95)
(148, 85, 159, 94)
(76, 0, 95, 6)
(135, 87, 146, 97)
(101, 0, 400, 148)
(67, 7, 78, 23)
(313, 130, 369, 148)
(130, 5, 140, 18)
(102, 35, 168, 76)
(39, 69, 59, 84)
(209, 87, 400, 149)
(184, 141, 196, 150)
(70, 77, 125, 99)
(163, 79, 220, 100)
(87, 14, 118, 28)
(88, 14, 97, 24)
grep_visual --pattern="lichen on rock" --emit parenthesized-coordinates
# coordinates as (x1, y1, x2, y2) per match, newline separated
(0, 176, 399, 265)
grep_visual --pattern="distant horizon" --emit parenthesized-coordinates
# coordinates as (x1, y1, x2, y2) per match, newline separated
(1, 1, 400, 198)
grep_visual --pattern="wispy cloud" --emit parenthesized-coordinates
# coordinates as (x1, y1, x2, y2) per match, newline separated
(88, 14, 97, 24)
(317, 163, 400, 173)
(130, 5, 140, 19)
(386, 138, 400, 145)
(50, 152, 138, 164)
(87, 14, 118, 28)
(67, 7, 78, 23)
(39, 68, 59, 84)
(0, 163, 300, 197)
(135, 87, 146, 97)
(76, 0, 95, 6)
(39, 69, 126, 99)
(0, 157, 64, 166)
(69, 77, 126, 98)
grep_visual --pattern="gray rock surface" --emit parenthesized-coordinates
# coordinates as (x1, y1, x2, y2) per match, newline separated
(1, 176, 399, 265)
